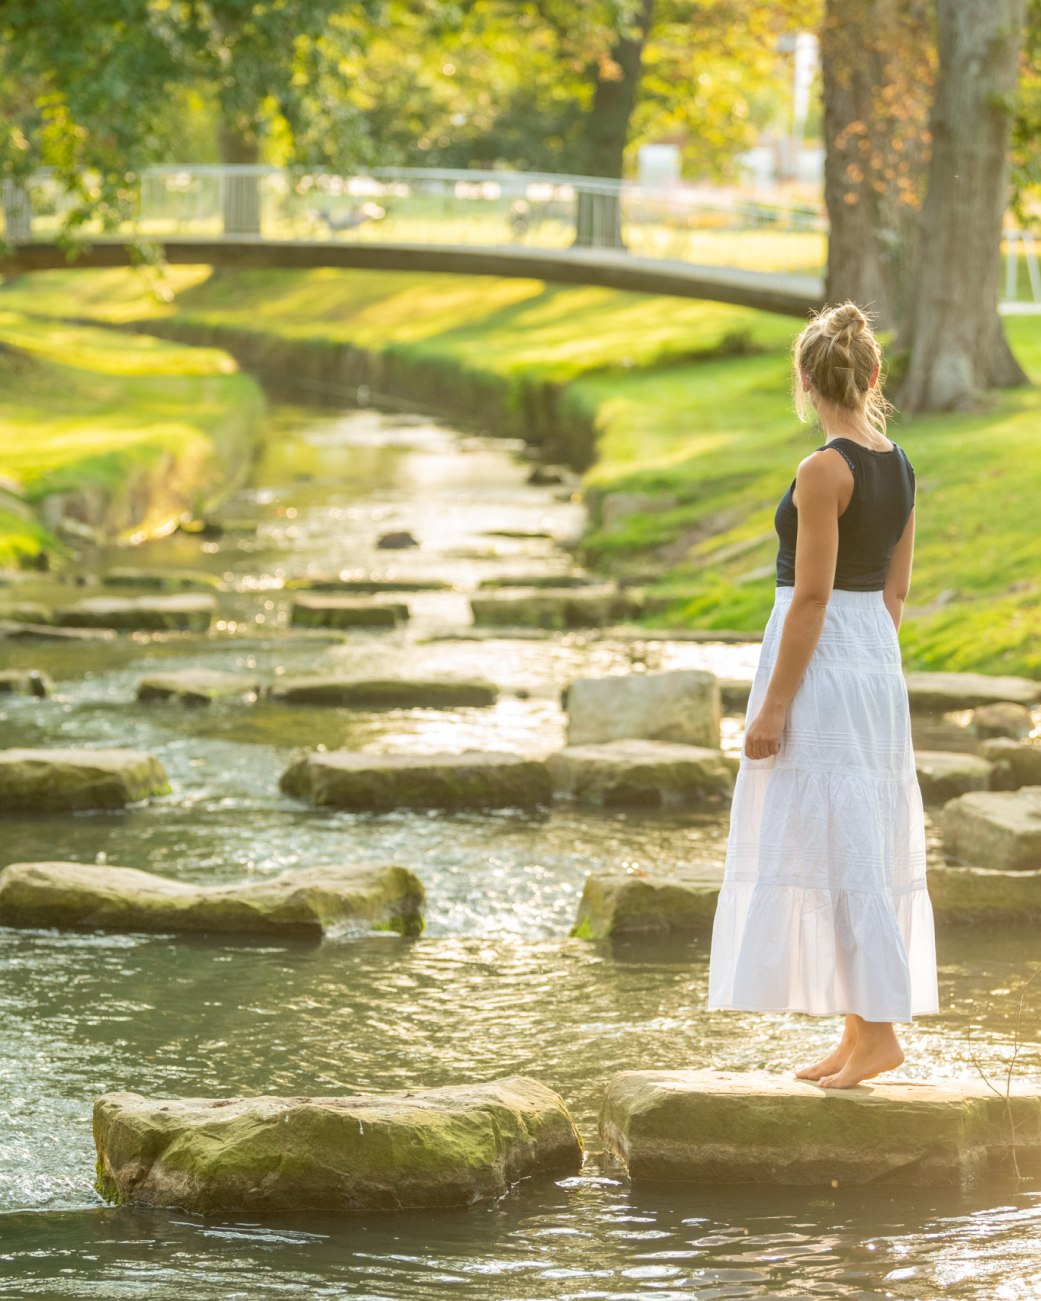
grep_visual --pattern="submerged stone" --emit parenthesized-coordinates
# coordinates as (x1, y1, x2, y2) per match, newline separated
(942, 787, 1041, 871)
(57, 594, 216, 632)
(0, 668, 52, 697)
(548, 740, 736, 809)
(980, 739, 1041, 791)
(0, 748, 170, 812)
(905, 671, 1041, 712)
(928, 864, 1041, 923)
(94, 1076, 582, 1213)
(600, 1070, 1041, 1188)
(290, 595, 409, 629)
(137, 670, 261, 705)
(281, 750, 551, 812)
(270, 677, 497, 709)
(915, 750, 992, 804)
(572, 868, 723, 940)
(470, 587, 643, 630)
(565, 669, 720, 749)
(0, 861, 424, 938)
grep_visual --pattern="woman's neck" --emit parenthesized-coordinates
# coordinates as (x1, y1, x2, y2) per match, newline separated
(818, 409, 891, 450)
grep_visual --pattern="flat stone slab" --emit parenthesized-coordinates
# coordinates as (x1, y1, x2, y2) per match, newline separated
(600, 1070, 1041, 1188)
(572, 868, 723, 939)
(0, 861, 424, 938)
(928, 864, 1041, 923)
(137, 670, 261, 705)
(94, 1075, 582, 1213)
(477, 573, 598, 590)
(0, 668, 52, 697)
(0, 601, 52, 624)
(0, 619, 116, 642)
(271, 677, 497, 709)
(942, 787, 1041, 871)
(285, 576, 449, 593)
(971, 702, 1034, 739)
(0, 748, 171, 812)
(290, 595, 409, 629)
(906, 671, 1041, 712)
(102, 568, 222, 591)
(281, 750, 552, 812)
(470, 587, 643, 630)
(981, 740, 1041, 790)
(915, 750, 992, 804)
(56, 595, 216, 632)
(566, 669, 721, 749)
(548, 740, 736, 809)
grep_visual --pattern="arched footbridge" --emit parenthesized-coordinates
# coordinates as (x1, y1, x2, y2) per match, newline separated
(1, 166, 1038, 316)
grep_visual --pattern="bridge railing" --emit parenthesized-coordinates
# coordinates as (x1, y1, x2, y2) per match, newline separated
(2, 165, 1039, 309)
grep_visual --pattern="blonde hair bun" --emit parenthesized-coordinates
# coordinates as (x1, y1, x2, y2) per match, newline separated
(792, 301, 891, 430)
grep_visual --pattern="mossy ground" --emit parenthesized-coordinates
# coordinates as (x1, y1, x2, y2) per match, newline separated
(2, 267, 1040, 674)
(0, 303, 263, 566)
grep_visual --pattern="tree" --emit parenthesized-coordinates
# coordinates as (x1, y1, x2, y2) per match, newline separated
(819, 0, 933, 328)
(899, 0, 1029, 413)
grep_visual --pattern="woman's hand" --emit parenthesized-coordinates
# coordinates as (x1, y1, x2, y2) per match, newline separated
(744, 703, 787, 760)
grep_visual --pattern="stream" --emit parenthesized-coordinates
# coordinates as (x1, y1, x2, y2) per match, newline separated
(1, 404, 1039, 1300)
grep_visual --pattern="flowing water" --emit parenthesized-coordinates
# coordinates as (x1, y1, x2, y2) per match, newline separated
(1, 405, 1039, 1300)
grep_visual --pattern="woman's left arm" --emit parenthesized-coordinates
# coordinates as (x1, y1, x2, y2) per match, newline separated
(744, 452, 843, 760)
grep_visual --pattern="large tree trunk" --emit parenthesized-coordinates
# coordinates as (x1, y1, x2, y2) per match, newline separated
(821, 0, 932, 329)
(899, 0, 1028, 413)
(218, 119, 262, 236)
(573, 0, 654, 249)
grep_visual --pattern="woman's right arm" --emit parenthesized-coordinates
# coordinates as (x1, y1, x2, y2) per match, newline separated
(883, 509, 915, 631)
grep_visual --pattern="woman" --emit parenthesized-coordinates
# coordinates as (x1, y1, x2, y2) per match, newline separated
(707, 301, 938, 1089)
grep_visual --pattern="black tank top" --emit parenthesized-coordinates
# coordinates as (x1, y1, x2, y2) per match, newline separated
(774, 437, 916, 591)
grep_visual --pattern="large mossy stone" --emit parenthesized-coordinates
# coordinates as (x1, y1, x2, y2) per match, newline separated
(0, 748, 171, 812)
(572, 868, 723, 939)
(549, 740, 736, 809)
(470, 587, 643, 630)
(915, 750, 992, 804)
(281, 750, 552, 812)
(94, 1075, 583, 1214)
(600, 1070, 1041, 1188)
(290, 595, 408, 629)
(928, 864, 1041, 923)
(271, 677, 497, 709)
(57, 595, 216, 633)
(942, 787, 1041, 871)
(0, 861, 424, 937)
(905, 671, 1041, 712)
(0, 668, 52, 697)
(565, 669, 720, 749)
(137, 670, 262, 706)
(971, 702, 1034, 739)
(980, 740, 1041, 791)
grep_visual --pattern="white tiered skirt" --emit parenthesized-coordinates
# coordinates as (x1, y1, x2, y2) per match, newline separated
(708, 587, 938, 1022)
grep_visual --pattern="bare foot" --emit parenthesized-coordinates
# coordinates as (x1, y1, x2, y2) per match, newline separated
(818, 1037, 904, 1090)
(795, 1039, 856, 1082)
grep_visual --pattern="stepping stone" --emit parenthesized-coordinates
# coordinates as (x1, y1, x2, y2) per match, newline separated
(0, 620, 115, 642)
(285, 576, 449, 593)
(290, 595, 408, 629)
(905, 671, 1041, 712)
(0, 861, 424, 938)
(137, 669, 261, 706)
(470, 587, 643, 630)
(600, 1070, 1041, 1188)
(981, 739, 1041, 790)
(942, 787, 1041, 871)
(0, 668, 52, 698)
(94, 1075, 582, 1213)
(971, 702, 1034, 739)
(565, 669, 720, 749)
(0, 748, 170, 812)
(271, 677, 497, 709)
(915, 750, 992, 804)
(719, 678, 752, 712)
(377, 530, 419, 549)
(56, 595, 216, 632)
(281, 750, 551, 812)
(548, 740, 737, 809)
(477, 574, 598, 590)
(928, 864, 1041, 924)
(572, 867, 723, 940)
(102, 568, 222, 591)
(0, 601, 52, 625)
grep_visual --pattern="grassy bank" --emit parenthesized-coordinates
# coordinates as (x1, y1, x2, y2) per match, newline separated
(0, 304, 264, 567)
(2, 266, 1040, 676)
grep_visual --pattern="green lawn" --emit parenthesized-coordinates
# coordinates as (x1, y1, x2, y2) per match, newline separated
(2, 264, 1040, 676)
